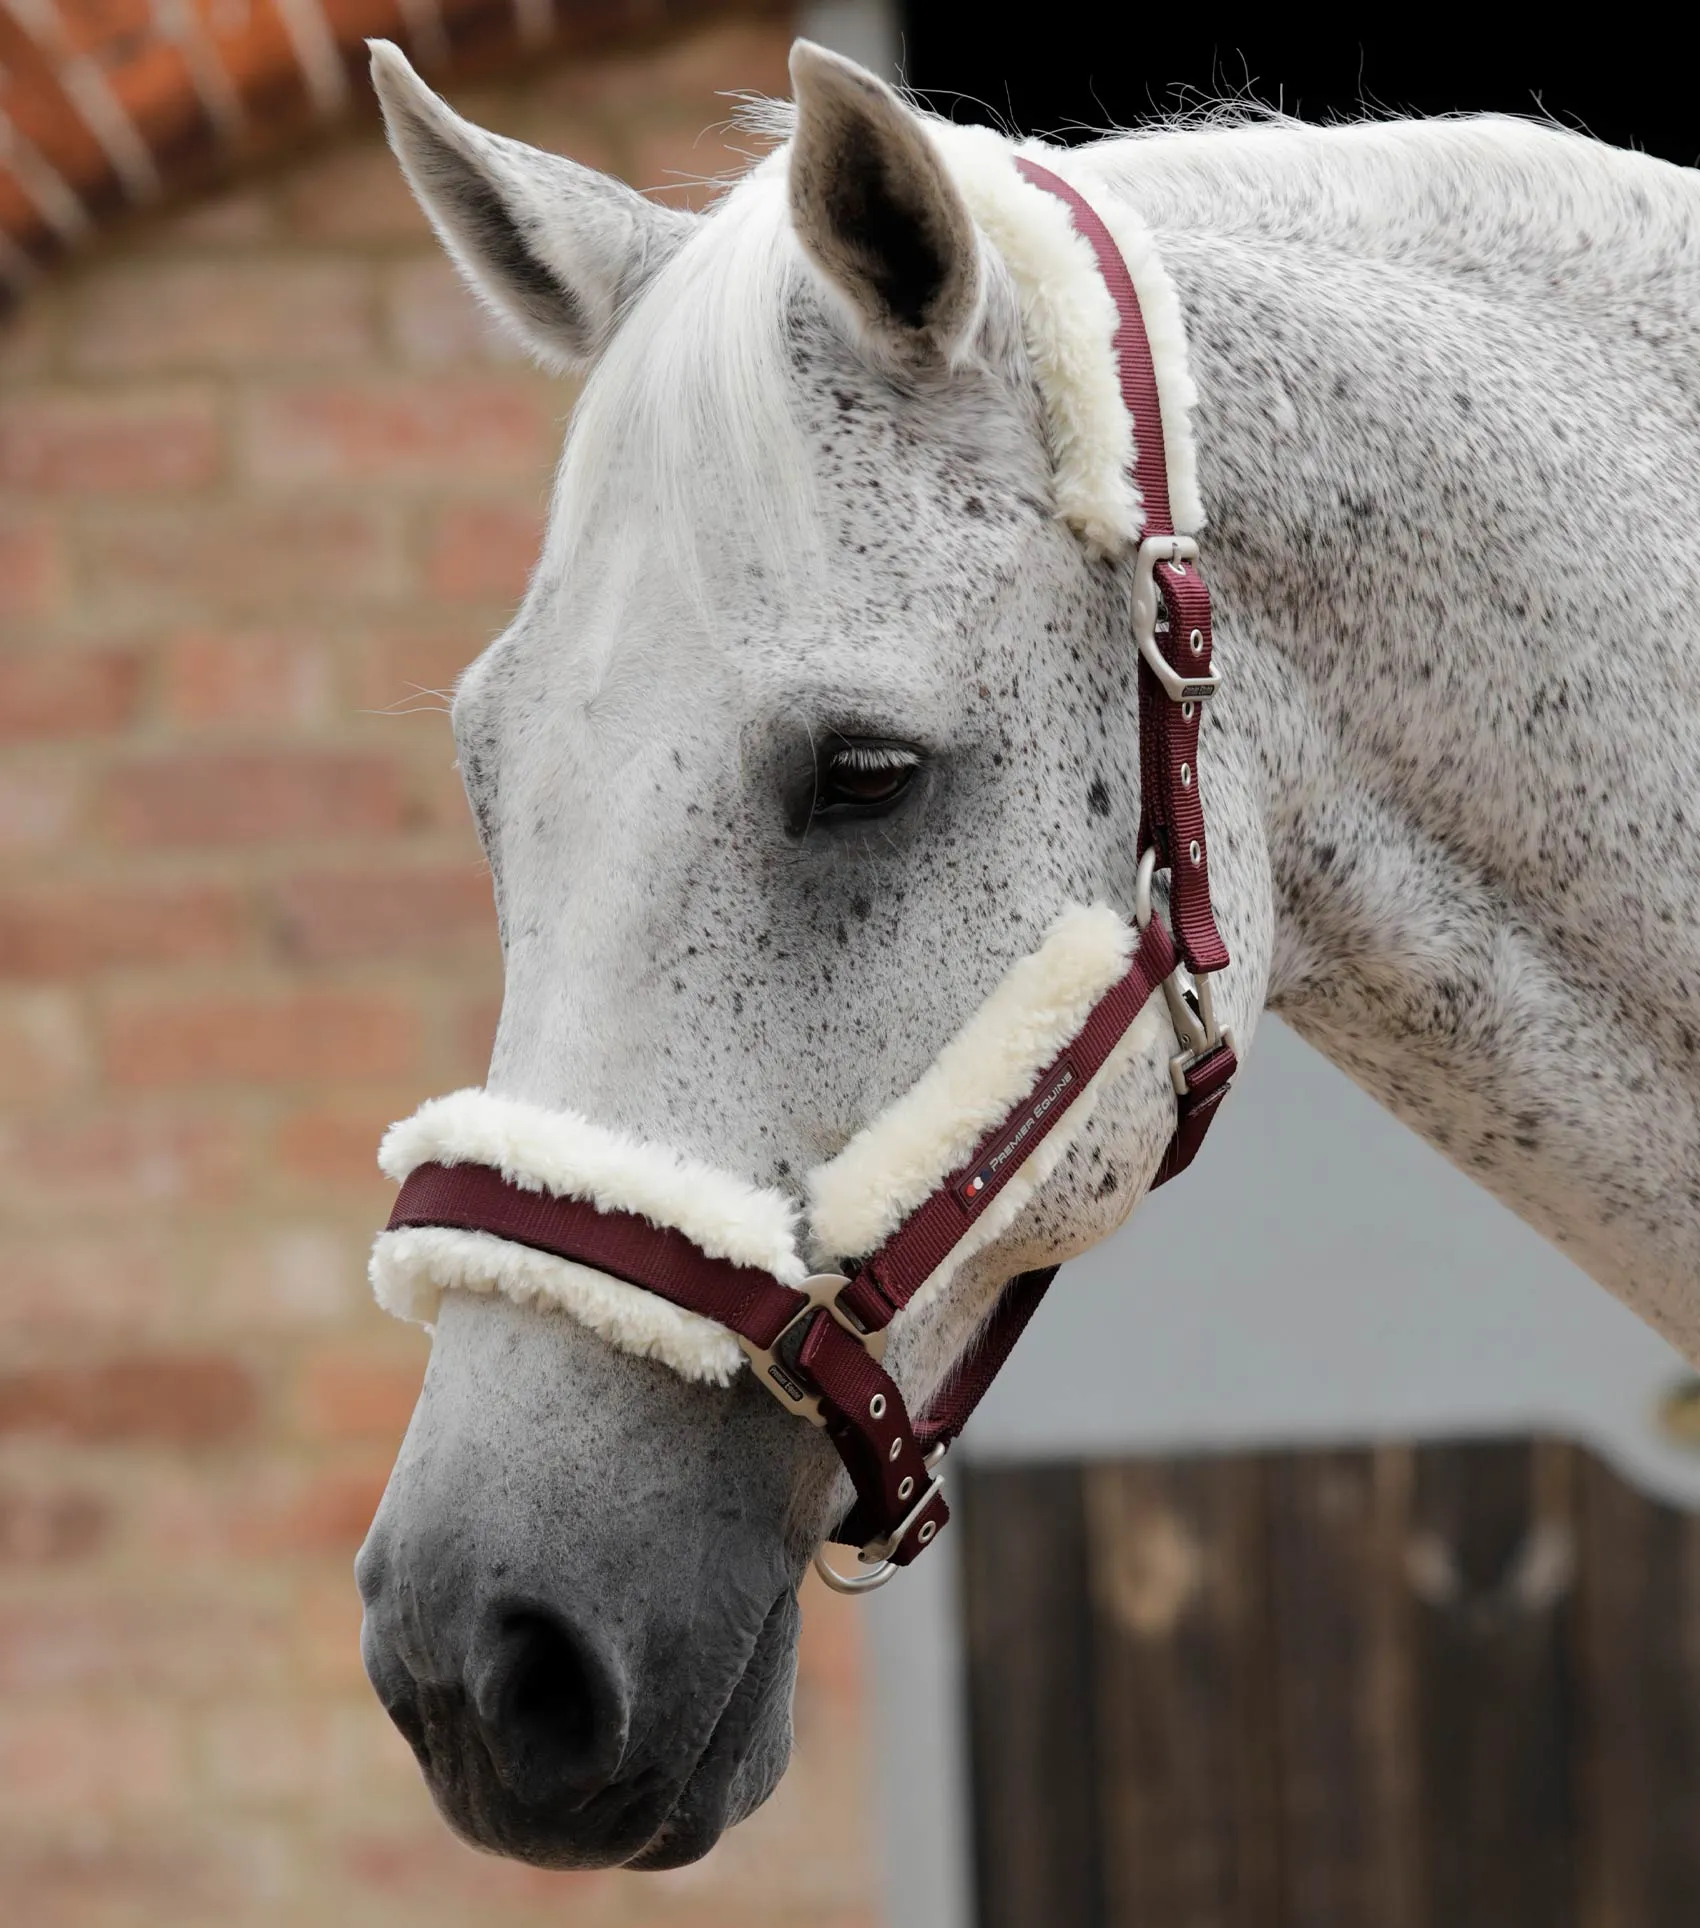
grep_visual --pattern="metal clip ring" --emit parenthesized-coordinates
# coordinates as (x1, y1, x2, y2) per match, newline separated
(812, 1450, 947, 1594)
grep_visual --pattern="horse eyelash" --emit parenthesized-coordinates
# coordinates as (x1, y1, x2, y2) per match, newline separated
(828, 743, 922, 773)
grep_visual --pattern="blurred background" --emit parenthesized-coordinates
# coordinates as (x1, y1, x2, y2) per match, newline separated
(0, 4, 1696, 1926)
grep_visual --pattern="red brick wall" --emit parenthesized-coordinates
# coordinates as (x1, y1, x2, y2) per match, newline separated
(0, 18, 879, 1926)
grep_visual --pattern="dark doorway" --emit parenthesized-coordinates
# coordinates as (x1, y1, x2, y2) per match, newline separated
(894, 14, 1700, 168)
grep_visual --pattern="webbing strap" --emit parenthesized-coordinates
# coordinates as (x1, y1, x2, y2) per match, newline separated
(1015, 158, 1230, 975)
(849, 917, 1178, 1318)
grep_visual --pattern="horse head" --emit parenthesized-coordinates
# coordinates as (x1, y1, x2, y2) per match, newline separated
(355, 37, 1271, 1869)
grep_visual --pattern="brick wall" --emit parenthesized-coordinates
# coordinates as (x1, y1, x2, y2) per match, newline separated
(0, 18, 880, 1927)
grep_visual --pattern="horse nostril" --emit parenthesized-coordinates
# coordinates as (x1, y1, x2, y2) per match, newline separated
(471, 1604, 628, 1805)
(501, 1610, 597, 1752)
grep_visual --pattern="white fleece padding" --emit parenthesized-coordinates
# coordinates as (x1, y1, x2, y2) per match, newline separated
(926, 123, 1205, 551)
(377, 1087, 809, 1281)
(370, 1086, 808, 1380)
(371, 913, 1165, 1379)
(372, 1225, 746, 1383)
(876, 1009, 1162, 1322)
(805, 905, 1161, 1295)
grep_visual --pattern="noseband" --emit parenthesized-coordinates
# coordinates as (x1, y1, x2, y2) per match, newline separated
(376, 161, 1237, 1591)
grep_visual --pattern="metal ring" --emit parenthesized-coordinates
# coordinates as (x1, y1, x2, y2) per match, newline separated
(898, 1475, 915, 1501)
(1189, 628, 1204, 655)
(1134, 846, 1159, 930)
(888, 1437, 902, 1461)
(813, 1547, 899, 1593)
(1180, 763, 1192, 789)
(869, 1393, 886, 1420)
(1189, 839, 1202, 865)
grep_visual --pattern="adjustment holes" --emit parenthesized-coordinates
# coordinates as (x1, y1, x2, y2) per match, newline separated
(868, 1393, 886, 1420)
(1180, 763, 1193, 789)
(918, 1520, 938, 1543)
(1189, 839, 1202, 866)
(1189, 628, 1205, 656)
(888, 1437, 903, 1462)
(1181, 701, 1196, 721)
(898, 1476, 915, 1502)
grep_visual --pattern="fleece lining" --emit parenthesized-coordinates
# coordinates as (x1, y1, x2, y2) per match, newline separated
(929, 123, 1205, 551)
(371, 905, 1162, 1377)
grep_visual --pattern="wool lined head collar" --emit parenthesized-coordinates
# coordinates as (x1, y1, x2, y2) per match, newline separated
(370, 903, 1162, 1381)
(925, 123, 1205, 554)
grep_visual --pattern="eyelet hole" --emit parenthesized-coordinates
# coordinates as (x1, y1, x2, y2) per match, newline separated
(898, 1475, 915, 1501)
(1189, 628, 1205, 656)
(888, 1437, 902, 1462)
(918, 1520, 938, 1543)
(869, 1394, 886, 1420)
(1189, 839, 1202, 865)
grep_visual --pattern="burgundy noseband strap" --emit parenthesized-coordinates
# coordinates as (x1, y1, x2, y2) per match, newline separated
(384, 161, 1238, 1581)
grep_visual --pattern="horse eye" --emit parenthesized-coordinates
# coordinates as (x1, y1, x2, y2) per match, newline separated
(811, 741, 921, 823)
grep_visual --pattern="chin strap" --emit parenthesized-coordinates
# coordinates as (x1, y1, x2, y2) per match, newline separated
(383, 161, 1238, 1590)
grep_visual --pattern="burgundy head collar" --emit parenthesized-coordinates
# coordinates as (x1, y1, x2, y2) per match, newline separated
(376, 159, 1237, 1590)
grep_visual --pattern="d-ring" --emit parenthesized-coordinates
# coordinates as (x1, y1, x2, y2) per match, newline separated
(812, 1454, 947, 1594)
(813, 1546, 900, 1593)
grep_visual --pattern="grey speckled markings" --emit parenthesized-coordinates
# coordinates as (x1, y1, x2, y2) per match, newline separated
(349, 33, 1700, 1876)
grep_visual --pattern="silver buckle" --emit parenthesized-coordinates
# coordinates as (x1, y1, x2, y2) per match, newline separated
(1133, 534, 1217, 704)
(1134, 846, 1235, 1094)
(736, 1273, 885, 1429)
(813, 1445, 948, 1595)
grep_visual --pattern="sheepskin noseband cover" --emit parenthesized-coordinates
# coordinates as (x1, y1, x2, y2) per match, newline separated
(370, 904, 1162, 1384)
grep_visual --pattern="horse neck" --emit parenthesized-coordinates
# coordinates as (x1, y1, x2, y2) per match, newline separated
(1078, 126, 1700, 1357)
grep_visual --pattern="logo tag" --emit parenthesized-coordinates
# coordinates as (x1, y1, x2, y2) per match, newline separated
(767, 1362, 808, 1402)
(956, 1060, 1079, 1212)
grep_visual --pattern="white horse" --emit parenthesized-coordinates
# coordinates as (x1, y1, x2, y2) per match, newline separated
(355, 37, 1700, 1870)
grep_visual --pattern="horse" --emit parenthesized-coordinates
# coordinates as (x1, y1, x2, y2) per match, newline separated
(354, 35, 1700, 1871)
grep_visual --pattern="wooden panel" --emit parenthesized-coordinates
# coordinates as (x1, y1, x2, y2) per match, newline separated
(1575, 1449, 1700, 1927)
(1406, 1439, 1580, 1928)
(964, 1464, 1103, 1928)
(965, 1439, 1700, 1928)
(1264, 1447, 1421, 1928)
(1084, 1457, 1282, 1928)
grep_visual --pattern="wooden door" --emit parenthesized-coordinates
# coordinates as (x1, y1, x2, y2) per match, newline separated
(964, 1440, 1700, 1928)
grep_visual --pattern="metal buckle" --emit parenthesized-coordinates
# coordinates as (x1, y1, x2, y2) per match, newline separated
(1133, 534, 1217, 704)
(736, 1273, 885, 1429)
(813, 1445, 948, 1595)
(1134, 847, 1235, 1094)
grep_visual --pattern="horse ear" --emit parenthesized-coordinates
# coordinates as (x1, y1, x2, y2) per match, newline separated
(787, 40, 980, 365)
(368, 40, 695, 371)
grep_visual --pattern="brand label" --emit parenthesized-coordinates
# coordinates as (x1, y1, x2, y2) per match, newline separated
(957, 1060, 1078, 1211)
(767, 1362, 808, 1402)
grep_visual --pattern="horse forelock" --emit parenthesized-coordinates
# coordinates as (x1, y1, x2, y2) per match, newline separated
(544, 161, 826, 610)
